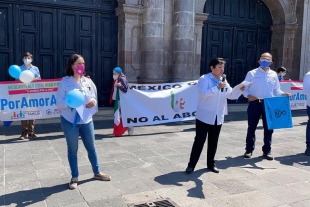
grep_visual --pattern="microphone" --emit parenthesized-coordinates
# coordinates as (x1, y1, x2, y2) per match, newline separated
(221, 74, 226, 92)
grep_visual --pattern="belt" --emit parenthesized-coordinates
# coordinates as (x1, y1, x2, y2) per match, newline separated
(250, 99, 264, 103)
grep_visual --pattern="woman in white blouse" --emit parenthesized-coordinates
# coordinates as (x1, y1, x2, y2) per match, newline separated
(56, 54, 111, 189)
(186, 58, 244, 174)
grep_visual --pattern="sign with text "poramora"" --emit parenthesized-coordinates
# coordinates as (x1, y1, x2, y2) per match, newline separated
(0, 79, 61, 121)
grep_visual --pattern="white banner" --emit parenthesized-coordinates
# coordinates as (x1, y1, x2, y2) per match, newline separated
(0, 79, 62, 121)
(1, 79, 306, 123)
(280, 80, 307, 110)
(120, 81, 198, 127)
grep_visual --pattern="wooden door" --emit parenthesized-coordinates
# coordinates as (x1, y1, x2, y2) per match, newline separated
(0, 0, 117, 106)
(201, 0, 272, 95)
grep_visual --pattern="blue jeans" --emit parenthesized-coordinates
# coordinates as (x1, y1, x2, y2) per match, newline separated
(60, 116, 100, 178)
(245, 101, 273, 154)
(306, 106, 310, 148)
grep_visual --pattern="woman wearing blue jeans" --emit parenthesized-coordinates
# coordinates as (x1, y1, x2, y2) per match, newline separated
(56, 54, 111, 189)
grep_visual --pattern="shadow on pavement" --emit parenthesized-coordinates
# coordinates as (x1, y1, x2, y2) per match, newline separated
(216, 156, 270, 170)
(275, 153, 310, 166)
(154, 155, 276, 199)
(154, 169, 207, 199)
(1, 178, 93, 207)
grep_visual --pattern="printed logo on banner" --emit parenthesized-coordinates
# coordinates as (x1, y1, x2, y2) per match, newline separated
(170, 90, 185, 112)
(290, 102, 298, 109)
(25, 110, 41, 116)
(46, 108, 61, 115)
(11, 111, 26, 119)
(290, 102, 305, 109)
(46, 109, 53, 115)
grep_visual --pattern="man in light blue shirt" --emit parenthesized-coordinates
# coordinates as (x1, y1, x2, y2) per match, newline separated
(243, 52, 290, 160)
(19, 52, 41, 140)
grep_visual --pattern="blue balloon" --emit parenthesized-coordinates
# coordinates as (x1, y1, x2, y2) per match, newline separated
(65, 90, 84, 108)
(3, 121, 13, 127)
(8, 65, 21, 79)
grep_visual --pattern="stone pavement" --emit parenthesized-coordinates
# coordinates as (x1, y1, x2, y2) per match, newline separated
(1, 105, 310, 207)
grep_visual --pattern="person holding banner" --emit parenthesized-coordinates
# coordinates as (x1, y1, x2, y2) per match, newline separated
(19, 52, 41, 140)
(112, 67, 134, 136)
(243, 52, 291, 160)
(185, 58, 245, 174)
(303, 71, 310, 156)
(56, 54, 111, 190)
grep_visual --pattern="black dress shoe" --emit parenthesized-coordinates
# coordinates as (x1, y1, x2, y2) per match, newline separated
(244, 151, 252, 158)
(263, 153, 274, 160)
(185, 167, 194, 174)
(207, 166, 219, 173)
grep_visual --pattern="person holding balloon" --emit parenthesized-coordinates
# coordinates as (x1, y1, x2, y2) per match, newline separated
(19, 52, 41, 140)
(56, 54, 111, 190)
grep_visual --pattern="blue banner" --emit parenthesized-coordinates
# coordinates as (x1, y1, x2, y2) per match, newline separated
(264, 96, 293, 130)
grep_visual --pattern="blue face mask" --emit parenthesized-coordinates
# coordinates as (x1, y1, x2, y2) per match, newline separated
(259, 60, 271, 68)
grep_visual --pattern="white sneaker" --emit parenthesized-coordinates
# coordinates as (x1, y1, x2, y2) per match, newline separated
(128, 127, 134, 136)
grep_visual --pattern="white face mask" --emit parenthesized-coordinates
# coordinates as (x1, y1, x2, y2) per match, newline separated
(23, 58, 32, 65)
(113, 75, 119, 80)
(281, 73, 286, 77)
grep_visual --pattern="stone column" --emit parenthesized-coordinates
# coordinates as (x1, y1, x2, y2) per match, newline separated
(300, 0, 310, 79)
(171, 0, 195, 82)
(271, 24, 298, 79)
(194, 13, 208, 79)
(115, 4, 143, 83)
(163, 0, 173, 81)
(139, 0, 166, 83)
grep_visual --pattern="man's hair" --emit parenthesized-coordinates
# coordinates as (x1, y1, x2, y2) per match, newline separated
(23, 52, 33, 59)
(209, 58, 226, 68)
(277, 66, 286, 73)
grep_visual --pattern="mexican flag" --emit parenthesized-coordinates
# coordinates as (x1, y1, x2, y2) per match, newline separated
(113, 87, 127, 136)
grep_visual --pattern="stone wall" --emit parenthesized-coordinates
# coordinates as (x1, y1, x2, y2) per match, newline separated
(116, 0, 306, 82)
(116, 0, 207, 83)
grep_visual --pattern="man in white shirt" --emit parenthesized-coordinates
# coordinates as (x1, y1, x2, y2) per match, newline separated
(302, 72, 310, 156)
(243, 52, 290, 160)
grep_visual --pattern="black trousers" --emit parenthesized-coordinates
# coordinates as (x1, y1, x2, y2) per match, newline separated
(245, 101, 273, 154)
(188, 118, 222, 169)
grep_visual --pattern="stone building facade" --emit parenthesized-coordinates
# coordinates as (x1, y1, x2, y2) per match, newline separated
(116, 0, 310, 83)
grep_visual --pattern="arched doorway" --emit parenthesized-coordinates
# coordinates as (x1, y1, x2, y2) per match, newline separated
(201, 0, 272, 88)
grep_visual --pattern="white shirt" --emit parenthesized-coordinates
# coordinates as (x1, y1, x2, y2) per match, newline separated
(56, 76, 98, 124)
(243, 67, 283, 98)
(303, 71, 310, 107)
(196, 73, 239, 125)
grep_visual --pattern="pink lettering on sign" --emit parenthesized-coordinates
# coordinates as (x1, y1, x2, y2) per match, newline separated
(8, 88, 58, 95)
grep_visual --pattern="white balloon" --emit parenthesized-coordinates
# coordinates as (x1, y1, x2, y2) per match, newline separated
(20, 70, 35, 84)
